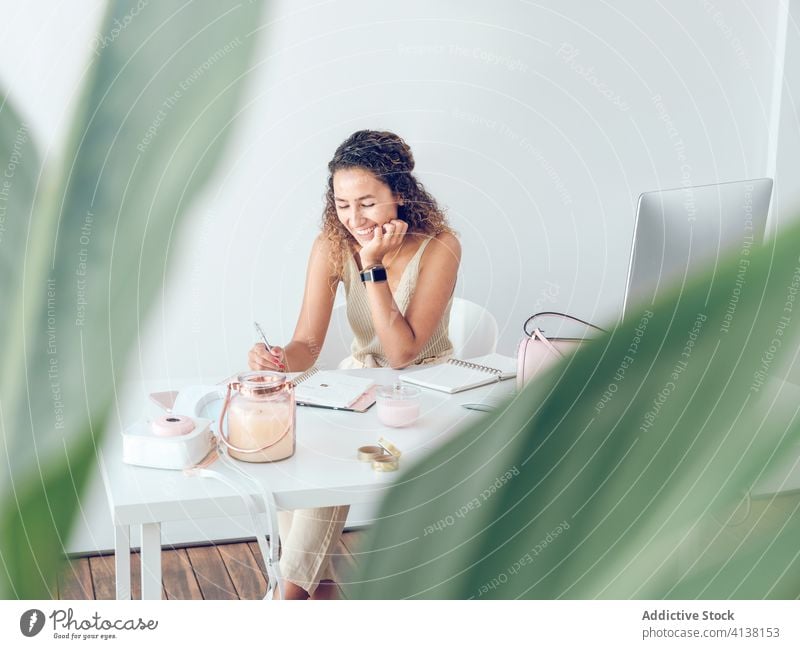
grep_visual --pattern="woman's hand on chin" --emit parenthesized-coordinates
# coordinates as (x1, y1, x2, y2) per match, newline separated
(358, 219, 408, 267)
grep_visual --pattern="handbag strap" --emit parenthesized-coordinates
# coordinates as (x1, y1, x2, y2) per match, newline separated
(185, 453, 284, 600)
(530, 327, 567, 358)
(523, 311, 607, 338)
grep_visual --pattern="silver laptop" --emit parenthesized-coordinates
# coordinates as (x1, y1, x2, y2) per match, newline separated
(623, 178, 773, 318)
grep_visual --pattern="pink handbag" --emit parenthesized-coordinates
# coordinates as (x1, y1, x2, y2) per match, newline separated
(516, 312, 606, 390)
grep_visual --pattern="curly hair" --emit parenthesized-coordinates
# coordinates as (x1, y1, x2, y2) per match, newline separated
(321, 130, 454, 276)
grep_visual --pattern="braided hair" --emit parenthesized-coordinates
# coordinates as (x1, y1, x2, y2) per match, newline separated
(321, 130, 453, 276)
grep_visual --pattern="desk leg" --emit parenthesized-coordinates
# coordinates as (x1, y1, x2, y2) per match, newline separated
(114, 524, 131, 600)
(140, 523, 162, 600)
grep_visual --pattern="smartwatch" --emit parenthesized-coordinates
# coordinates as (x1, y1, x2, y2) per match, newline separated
(360, 265, 388, 283)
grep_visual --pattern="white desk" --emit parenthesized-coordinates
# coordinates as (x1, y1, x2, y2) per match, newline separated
(101, 368, 515, 599)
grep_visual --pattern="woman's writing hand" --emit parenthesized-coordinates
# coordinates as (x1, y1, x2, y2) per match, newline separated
(358, 219, 408, 267)
(248, 343, 287, 371)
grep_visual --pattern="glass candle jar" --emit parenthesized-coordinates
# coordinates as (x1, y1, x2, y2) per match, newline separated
(219, 371, 296, 462)
(376, 383, 421, 427)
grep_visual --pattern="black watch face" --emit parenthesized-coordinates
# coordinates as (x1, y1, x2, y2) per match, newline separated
(362, 266, 387, 282)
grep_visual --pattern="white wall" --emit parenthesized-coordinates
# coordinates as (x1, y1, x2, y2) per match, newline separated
(2, 0, 797, 552)
(136, 0, 788, 382)
(3, 0, 790, 371)
(774, 1, 800, 227)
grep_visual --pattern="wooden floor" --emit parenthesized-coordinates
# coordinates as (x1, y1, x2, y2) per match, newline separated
(57, 530, 367, 600)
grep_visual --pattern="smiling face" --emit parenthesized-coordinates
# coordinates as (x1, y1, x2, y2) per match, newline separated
(333, 167, 402, 247)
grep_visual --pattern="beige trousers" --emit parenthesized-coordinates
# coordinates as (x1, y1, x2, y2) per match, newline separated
(277, 505, 350, 596)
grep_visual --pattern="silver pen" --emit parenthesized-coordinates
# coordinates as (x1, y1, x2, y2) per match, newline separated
(253, 321, 273, 352)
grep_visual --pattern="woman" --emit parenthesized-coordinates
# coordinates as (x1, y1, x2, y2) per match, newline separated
(247, 130, 461, 599)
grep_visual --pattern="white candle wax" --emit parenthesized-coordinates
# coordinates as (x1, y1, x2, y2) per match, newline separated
(227, 399, 295, 462)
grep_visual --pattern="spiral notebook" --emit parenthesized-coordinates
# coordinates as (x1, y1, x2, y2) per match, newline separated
(399, 353, 517, 394)
(291, 368, 376, 412)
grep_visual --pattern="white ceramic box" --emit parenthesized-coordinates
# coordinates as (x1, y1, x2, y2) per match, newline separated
(122, 416, 214, 470)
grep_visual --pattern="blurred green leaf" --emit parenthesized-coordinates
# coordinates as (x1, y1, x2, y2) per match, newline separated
(668, 488, 800, 598)
(347, 219, 800, 599)
(0, 97, 39, 343)
(0, 0, 263, 598)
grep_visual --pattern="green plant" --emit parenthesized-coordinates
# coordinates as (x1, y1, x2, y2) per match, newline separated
(347, 220, 800, 598)
(0, 0, 263, 599)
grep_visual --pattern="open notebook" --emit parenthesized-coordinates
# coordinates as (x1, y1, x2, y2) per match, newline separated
(291, 368, 376, 412)
(399, 353, 517, 394)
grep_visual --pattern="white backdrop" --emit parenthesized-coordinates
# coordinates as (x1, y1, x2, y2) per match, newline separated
(1, 0, 798, 552)
(141, 0, 791, 376)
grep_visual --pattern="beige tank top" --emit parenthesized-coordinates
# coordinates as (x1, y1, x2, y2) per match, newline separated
(340, 237, 454, 368)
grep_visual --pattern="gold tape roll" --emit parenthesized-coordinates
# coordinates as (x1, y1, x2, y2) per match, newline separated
(357, 445, 385, 462)
(372, 455, 399, 472)
(378, 437, 402, 458)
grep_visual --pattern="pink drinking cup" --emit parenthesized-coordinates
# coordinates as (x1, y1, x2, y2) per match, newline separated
(376, 384, 421, 427)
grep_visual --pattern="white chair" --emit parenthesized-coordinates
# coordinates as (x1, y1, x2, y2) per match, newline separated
(448, 297, 498, 358)
(314, 304, 353, 370)
(314, 297, 499, 368)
